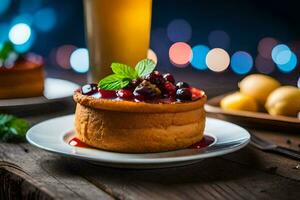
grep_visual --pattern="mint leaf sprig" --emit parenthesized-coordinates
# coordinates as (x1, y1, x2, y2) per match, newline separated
(98, 59, 156, 90)
(0, 114, 30, 142)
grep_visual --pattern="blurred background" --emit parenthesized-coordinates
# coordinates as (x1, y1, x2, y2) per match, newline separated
(1, 0, 300, 97)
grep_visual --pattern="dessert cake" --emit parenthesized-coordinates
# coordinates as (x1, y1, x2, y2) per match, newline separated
(74, 59, 206, 153)
(0, 42, 44, 99)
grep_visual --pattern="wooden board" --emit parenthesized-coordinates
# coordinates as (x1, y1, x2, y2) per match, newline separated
(205, 93, 300, 132)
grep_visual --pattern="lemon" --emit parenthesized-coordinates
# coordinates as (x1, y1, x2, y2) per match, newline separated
(239, 74, 281, 106)
(220, 92, 258, 112)
(265, 86, 300, 117)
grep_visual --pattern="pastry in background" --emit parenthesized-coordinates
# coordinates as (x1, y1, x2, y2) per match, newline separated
(0, 41, 44, 99)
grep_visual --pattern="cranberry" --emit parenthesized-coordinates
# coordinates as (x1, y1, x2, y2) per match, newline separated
(133, 80, 161, 100)
(146, 71, 165, 87)
(125, 78, 142, 90)
(176, 88, 192, 101)
(117, 89, 133, 100)
(191, 87, 204, 99)
(176, 82, 190, 89)
(133, 93, 145, 102)
(81, 84, 98, 95)
(98, 89, 117, 98)
(163, 73, 175, 84)
(163, 81, 176, 97)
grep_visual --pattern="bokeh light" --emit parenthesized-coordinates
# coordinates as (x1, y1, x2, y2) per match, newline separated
(9, 23, 31, 45)
(167, 19, 192, 42)
(297, 77, 300, 88)
(14, 31, 36, 53)
(230, 51, 253, 74)
(0, 0, 11, 15)
(190, 45, 210, 70)
(169, 42, 192, 67)
(206, 48, 230, 72)
(258, 37, 278, 59)
(34, 7, 57, 32)
(0, 23, 9, 43)
(276, 52, 297, 73)
(70, 48, 89, 73)
(19, 0, 42, 13)
(56, 45, 77, 69)
(147, 49, 158, 64)
(255, 55, 275, 74)
(12, 14, 33, 26)
(208, 30, 230, 49)
(271, 44, 291, 65)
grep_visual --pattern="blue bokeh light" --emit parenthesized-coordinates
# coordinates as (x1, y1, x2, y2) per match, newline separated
(271, 44, 291, 65)
(0, 0, 11, 15)
(276, 52, 297, 73)
(167, 19, 192, 42)
(70, 48, 89, 73)
(14, 30, 36, 53)
(230, 51, 253, 74)
(191, 45, 210, 70)
(9, 23, 32, 45)
(34, 7, 57, 32)
(208, 30, 230, 49)
(19, 0, 42, 13)
(0, 23, 9, 43)
(12, 14, 33, 26)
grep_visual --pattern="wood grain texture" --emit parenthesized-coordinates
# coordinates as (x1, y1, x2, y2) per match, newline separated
(1, 141, 300, 200)
(0, 143, 114, 200)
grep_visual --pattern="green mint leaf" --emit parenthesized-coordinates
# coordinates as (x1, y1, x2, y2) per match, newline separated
(135, 59, 156, 77)
(111, 63, 138, 79)
(0, 114, 30, 142)
(98, 74, 130, 90)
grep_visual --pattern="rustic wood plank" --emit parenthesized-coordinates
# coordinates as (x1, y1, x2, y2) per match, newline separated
(0, 143, 114, 200)
(65, 152, 300, 200)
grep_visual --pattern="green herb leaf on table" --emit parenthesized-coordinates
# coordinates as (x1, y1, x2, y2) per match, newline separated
(135, 59, 156, 77)
(0, 41, 14, 60)
(111, 63, 138, 80)
(0, 114, 30, 142)
(98, 74, 130, 90)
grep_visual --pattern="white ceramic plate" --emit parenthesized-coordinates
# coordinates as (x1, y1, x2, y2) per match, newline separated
(0, 78, 79, 108)
(26, 115, 250, 169)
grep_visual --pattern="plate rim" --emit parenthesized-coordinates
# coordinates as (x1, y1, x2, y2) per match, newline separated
(26, 114, 250, 164)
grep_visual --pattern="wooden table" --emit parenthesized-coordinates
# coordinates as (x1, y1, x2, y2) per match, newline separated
(1, 72, 300, 200)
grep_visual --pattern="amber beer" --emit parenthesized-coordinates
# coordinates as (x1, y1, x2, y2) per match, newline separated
(83, 0, 152, 82)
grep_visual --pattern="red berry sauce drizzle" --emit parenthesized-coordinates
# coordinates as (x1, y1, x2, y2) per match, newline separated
(69, 135, 214, 150)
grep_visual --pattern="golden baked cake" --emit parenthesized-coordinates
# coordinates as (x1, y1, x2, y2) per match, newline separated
(0, 42, 44, 99)
(74, 59, 206, 153)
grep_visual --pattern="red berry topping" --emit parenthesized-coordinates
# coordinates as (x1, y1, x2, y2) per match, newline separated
(146, 70, 165, 87)
(81, 84, 98, 95)
(98, 89, 117, 98)
(125, 78, 142, 91)
(176, 88, 192, 101)
(176, 82, 190, 89)
(163, 73, 175, 84)
(133, 80, 161, 100)
(117, 89, 133, 100)
(191, 87, 204, 99)
(163, 81, 176, 97)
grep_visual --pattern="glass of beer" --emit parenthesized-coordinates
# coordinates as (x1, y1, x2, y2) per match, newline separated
(83, 0, 152, 82)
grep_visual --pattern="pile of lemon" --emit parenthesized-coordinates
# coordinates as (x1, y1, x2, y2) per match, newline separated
(220, 74, 300, 117)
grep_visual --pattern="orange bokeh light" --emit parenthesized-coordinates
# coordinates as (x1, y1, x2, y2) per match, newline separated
(169, 42, 192, 67)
